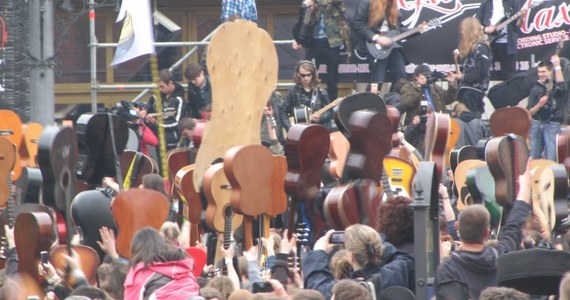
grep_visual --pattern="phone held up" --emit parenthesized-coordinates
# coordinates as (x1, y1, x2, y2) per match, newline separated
(329, 231, 345, 244)
(40, 251, 49, 264)
(252, 281, 274, 293)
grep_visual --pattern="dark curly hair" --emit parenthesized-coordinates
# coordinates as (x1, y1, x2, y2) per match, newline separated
(376, 196, 414, 246)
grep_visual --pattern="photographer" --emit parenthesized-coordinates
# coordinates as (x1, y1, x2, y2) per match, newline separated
(400, 64, 457, 126)
(400, 65, 457, 152)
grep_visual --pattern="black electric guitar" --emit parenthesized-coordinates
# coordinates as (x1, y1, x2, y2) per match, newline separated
(487, 0, 542, 43)
(365, 18, 441, 60)
(293, 98, 342, 124)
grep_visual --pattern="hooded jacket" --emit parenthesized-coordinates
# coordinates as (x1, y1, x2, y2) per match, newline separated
(435, 200, 530, 299)
(124, 258, 200, 300)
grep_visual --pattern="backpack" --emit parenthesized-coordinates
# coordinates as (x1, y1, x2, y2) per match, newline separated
(357, 273, 383, 300)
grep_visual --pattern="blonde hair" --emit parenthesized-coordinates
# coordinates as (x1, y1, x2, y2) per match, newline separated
(159, 221, 180, 245)
(368, 0, 399, 28)
(330, 249, 352, 279)
(345, 224, 383, 267)
(458, 17, 487, 60)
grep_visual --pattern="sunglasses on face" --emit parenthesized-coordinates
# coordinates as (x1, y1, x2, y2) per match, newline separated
(298, 73, 312, 78)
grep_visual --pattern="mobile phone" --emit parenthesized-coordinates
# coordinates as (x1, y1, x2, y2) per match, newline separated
(329, 231, 345, 244)
(40, 251, 48, 264)
(252, 281, 274, 293)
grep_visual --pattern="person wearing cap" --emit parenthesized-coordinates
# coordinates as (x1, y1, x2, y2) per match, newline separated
(400, 64, 457, 126)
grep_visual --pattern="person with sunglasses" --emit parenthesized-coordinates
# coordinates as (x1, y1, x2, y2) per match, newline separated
(278, 60, 333, 132)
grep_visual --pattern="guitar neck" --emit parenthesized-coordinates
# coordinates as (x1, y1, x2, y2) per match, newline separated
(381, 168, 394, 198)
(495, 10, 524, 32)
(313, 98, 341, 118)
(391, 27, 422, 43)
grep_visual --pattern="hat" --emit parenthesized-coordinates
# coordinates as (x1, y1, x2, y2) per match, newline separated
(116, 107, 139, 122)
(414, 64, 432, 77)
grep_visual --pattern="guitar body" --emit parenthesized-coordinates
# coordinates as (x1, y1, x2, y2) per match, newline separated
(490, 107, 531, 138)
(556, 126, 570, 164)
(266, 155, 288, 216)
(328, 131, 350, 180)
(112, 189, 170, 258)
(293, 106, 311, 124)
(366, 29, 403, 60)
(324, 182, 359, 230)
(37, 125, 78, 212)
(0, 137, 16, 206)
(466, 165, 501, 228)
(75, 113, 128, 185)
(0, 110, 22, 181)
(447, 118, 461, 165)
(550, 164, 568, 232)
(174, 164, 203, 224)
(119, 150, 158, 188)
(486, 134, 529, 207)
(14, 211, 53, 282)
(50, 244, 100, 285)
(71, 189, 117, 261)
(193, 20, 278, 191)
(343, 111, 392, 182)
(449, 146, 479, 175)
(15, 167, 43, 204)
(334, 92, 386, 138)
(454, 159, 486, 211)
(20, 122, 43, 168)
(203, 163, 244, 233)
(168, 147, 197, 199)
(424, 112, 451, 179)
(383, 156, 416, 197)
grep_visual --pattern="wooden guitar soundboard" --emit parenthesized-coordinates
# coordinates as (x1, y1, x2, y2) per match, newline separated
(193, 20, 278, 190)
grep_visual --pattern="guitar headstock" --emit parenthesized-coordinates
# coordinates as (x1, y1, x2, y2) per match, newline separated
(529, 0, 543, 9)
(427, 18, 442, 29)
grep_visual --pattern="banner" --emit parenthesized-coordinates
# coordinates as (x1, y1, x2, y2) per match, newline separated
(111, 0, 155, 66)
(323, 0, 570, 82)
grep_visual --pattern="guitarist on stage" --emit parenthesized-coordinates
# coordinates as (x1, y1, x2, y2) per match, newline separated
(476, 0, 528, 80)
(527, 55, 568, 161)
(278, 60, 332, 131)
(352, 0, 427, 89)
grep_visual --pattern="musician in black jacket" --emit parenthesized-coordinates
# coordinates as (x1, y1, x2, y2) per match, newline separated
(476, 0, 527, 79)
(278, 60, 332, 131)
(352, 0, 426, 88)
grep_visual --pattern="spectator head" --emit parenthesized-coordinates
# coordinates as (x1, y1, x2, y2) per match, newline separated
(141, 173, 167, 196)
(344, 224, 383, 268)
(479, 287, 529, 300)
(458, 204, 490, 244)
(160, 221, 181, 246)
(376, 196, 414, 247)
(413, 64, 432, 86)
(330, 249, 352, 279)
(185, 63, 207, 88)
(537, 59, 554, 83)
(294, 60, 320, 89)
(159, 69, 176, 96)
(200, 286, 225, 300)
(69, 286, 110, 299)
(97, 261, 128, 300)
(228, 289, 252, 300)
(332, 280, 372, 300)
(179, 117, 197, 141)
(130, 227, 187, 269)
(561, 272, 570, 300)
(290, 289, 325, 300)
(207, 276, 235, 300)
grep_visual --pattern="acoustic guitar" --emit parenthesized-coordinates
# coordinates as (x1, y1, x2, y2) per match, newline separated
(465, 165, 501, 229)
(224, 145, 273, 250)
(112, 189, 170, 258)
(293, 97, 342, 124)
(489, 107, 531, 139)
(20, 122, 43, 168)
(193, 20, 278, 191)
(333, 92, 386, 138)
(486, 134, 529, 207)
(0, 110, 22, 181)
(37, 125, 78, 212)
(203, 163, 244, 234)
(119, 150, 158, 189)
(15, 167, 43, 204)
(0, 137, 15, 207)
(174, 164, 203, 226)
(168, 147, 197, 200)
(284, 124, 330, 239)
(266, 155, 288, 217)
(49, 244, 100, 286)
(454, 159, 486, 211)
(14, 211, 53, 282)
(424, 112, 451, 180)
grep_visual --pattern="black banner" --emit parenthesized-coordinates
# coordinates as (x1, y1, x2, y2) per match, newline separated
(320, 0, 570, 82)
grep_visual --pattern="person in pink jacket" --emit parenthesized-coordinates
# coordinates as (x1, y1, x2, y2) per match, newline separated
(124, 227, 200, 299)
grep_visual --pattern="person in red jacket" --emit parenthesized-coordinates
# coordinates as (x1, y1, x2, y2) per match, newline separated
(124, 227, 200, 299)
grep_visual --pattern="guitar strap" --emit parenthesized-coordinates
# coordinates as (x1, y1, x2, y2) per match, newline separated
(123, 152, 142, 190)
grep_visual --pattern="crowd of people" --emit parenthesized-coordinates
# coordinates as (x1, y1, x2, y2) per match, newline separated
(1, 0, 570, 299)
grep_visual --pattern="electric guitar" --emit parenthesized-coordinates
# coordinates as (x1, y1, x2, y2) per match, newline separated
(366, 18, 441, 60)
(382, 156, 415, 198)
(293, 97, 342, 124)
(487, 1, 541, 44)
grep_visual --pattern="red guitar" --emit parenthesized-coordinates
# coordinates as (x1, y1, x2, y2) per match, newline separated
(0, 110, 23, 182)
(284, 124, 330, 239)
(424, 112, 451, 179)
